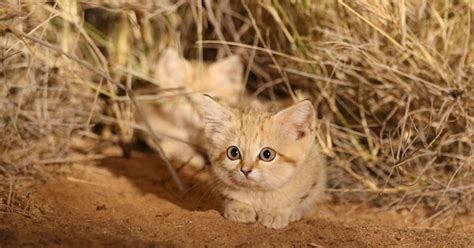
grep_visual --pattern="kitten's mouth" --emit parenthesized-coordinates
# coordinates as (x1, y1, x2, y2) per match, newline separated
(228, 174, 256, 188)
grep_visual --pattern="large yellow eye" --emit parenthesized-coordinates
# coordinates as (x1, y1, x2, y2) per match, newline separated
(226, 146, 241, 160)
(259, 147, 276, 162)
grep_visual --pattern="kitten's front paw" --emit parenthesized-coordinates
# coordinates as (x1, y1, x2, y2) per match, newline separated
(259, 211, 293, 229)
(224, 201, 257, 224)
(289, 211, 303, 222)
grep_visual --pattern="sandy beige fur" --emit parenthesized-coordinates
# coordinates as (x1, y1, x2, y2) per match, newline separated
(203, 96, 326, 229)
(136, 48, 245, 167)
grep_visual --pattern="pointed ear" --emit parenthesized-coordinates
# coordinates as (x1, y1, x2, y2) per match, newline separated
(273, 100, 315, 140)
(202, 95, 234, 128)
(156, 48, 188, 86)
(209, 55, 243, 85)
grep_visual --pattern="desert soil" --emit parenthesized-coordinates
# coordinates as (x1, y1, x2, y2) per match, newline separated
(1, 156, 473, 247)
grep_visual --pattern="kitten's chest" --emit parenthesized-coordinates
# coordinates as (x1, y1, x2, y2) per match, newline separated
(224, 188, 302, 209)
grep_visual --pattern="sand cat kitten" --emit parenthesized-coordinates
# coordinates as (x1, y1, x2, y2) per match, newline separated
(136, 48, 244, 167)
(203, 96, 326, 229)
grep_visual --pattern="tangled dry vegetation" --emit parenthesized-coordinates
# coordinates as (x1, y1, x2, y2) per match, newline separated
(1, 0, 473, 223)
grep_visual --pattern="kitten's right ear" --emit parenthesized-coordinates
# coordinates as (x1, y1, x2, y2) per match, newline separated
(202, 95, 234, 126)
(156, 48, 188, 86)
(274, 100, 315, 141)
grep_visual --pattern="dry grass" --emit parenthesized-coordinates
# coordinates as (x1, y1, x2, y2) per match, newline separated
(1, 0, 473, 223)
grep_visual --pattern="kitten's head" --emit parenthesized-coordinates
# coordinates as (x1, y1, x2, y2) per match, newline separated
(203, 96, 316, 191)
(156, 48, 244, 102)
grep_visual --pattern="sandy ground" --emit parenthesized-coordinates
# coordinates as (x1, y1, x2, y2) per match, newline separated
(1, 156, 473, 247)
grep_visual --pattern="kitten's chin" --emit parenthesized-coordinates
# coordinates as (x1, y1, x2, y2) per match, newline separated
(228, 174, 257, 189)
(229, 175, 288, 191)
(219, 173, 262, 190)
(213, 168, 291, 191)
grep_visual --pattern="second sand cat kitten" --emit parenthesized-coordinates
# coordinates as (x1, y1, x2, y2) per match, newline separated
(203, 96, 326, 229)
(137, 48, 244, 167)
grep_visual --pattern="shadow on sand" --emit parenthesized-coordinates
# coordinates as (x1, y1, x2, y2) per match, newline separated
(98, 154, 221, 212)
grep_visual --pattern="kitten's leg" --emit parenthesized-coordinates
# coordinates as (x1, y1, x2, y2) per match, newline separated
(258, 207, 300, 229)
(223, 200, 257, 224)
(289, 210, 303, 222)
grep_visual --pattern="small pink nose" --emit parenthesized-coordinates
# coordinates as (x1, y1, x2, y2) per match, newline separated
(240, 169, 252, 177)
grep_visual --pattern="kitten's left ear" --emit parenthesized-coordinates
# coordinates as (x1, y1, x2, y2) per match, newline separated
(274, 100, 315, 140)
(209, 55, 243, 85)
(202, 95, 234, 127)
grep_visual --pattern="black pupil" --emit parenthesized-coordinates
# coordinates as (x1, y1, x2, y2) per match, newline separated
(230, 147, 239, 158)
(263, 150, 271, 159)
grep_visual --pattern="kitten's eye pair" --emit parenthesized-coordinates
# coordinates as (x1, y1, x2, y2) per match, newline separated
(226, 146, 276, 162)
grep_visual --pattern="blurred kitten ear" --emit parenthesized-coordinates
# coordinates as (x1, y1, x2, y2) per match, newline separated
(156, 48, 188, 86)
(209, 55, 243, 85)
(274, 100, 315, 140)
(202, 95, 234, 126)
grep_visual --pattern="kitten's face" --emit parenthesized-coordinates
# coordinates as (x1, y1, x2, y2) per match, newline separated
(155, 48, 244, 102)
(203, 97, 315, 191)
